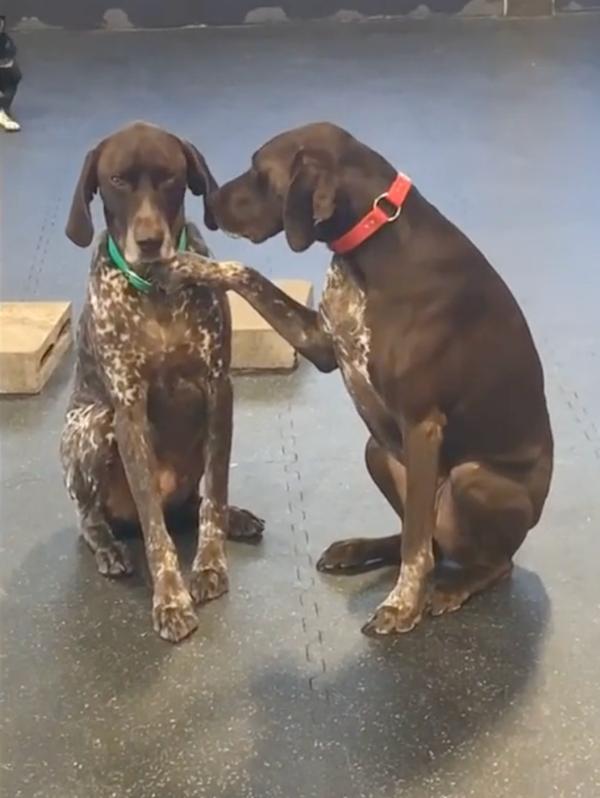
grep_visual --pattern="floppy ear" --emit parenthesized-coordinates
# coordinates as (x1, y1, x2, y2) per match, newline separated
(180, 140, 219, 231)
(65, 147, 100, 247)
(283, 149, 337, 253)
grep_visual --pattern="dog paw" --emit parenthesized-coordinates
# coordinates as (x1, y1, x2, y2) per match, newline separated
(152, 591, 198, 643)
(361, 603, 423, 637)
(427, 587, 468, 617)
(228, 506, 265, 543)
(190, 565, 229, 605)
(150, 261, 190, 295)
(317, 538, 375, 573)
(94, 542, 133, 578)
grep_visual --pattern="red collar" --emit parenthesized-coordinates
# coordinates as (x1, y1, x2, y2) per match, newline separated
(329, 172, 412, 255)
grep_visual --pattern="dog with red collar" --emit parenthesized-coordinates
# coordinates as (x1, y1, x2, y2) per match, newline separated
(157, 121, 554, 637)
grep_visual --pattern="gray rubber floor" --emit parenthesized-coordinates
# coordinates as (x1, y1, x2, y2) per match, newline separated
(1, 16, 599, 798)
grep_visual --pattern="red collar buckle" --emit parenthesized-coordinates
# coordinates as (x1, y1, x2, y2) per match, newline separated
(329, 172, 412, 255)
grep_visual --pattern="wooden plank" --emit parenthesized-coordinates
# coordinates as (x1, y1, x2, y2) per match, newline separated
(0, 302, 73, 394)
(228, 280, 313, 371)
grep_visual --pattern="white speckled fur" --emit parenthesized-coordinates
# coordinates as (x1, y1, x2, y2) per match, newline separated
(320, 257, 372, 399)
(380, 544, 433, 613)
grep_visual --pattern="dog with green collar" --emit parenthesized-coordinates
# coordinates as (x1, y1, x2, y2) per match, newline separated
(106, 226, 188, 294)
(60, 122, 264, 643)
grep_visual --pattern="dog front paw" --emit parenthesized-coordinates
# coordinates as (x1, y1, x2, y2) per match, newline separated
(228, 506, 265, 543)
(190, 564, 229, 605)
(152, 587, 198, 643)
(152, 254, 227, 296)
(94, 541, 133, 577)
(427, 587, 469, 617)
(317, 538, 375, 572)
(361, 602, 423, 637)
(151, 261, 193, 295)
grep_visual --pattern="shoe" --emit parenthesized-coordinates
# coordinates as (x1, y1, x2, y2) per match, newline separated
(0, 109, 20, 131)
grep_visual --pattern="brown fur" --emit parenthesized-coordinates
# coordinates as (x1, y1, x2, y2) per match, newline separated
(158, 122, 553, 636)
(60, 122, 263, 643)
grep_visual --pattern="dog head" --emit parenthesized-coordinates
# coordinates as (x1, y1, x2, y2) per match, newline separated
(66, 121, 218, 265)
(207, 122, 394, 253)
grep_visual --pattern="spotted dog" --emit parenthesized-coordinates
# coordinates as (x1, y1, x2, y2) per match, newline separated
(156, 122, 553, 637)
(60, 122, 264, 643)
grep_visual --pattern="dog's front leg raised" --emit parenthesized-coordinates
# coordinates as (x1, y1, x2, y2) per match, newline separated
(114, 401, 198, 642)
(157, 256, 337, 373)
(362, 413, 444, 636)
(190, 377, 232, 605)
(224, 266, 337, 373)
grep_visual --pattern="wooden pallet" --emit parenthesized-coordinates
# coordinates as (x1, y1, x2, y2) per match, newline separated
(229, 280, 313, 372)
(0, 302, 73, 394)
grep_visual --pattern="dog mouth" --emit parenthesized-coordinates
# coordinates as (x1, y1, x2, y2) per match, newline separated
(127, 243, 177, 268)
(248, 232, 269, 244)
(223, 227, 270, 245)
(219, 225, 262, 244)
(211, 214, 274, 245)
(212, 213, 261, 244)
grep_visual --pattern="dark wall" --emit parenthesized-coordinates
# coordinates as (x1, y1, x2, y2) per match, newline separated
(2, 0, 495, 29)
(2, 0, 595, 29)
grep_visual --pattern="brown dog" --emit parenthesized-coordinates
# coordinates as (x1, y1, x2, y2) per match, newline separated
(158, 122, 553, 636)
(60, 122, 264, 642)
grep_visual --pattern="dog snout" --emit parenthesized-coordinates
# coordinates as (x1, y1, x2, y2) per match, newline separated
(124, 195, 173, 262)
(208, 183, 253, 236)
(135, 228, 165, 257)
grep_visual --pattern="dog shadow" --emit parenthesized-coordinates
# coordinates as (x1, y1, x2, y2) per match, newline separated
(244, 566, 550, 797)
(0, 514, 271, 794)
(1, 517, 549, 797)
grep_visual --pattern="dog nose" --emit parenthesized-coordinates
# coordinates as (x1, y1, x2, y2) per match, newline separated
(136, 231, 164, 257)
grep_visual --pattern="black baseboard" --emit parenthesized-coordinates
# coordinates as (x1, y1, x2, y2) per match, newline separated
(2, 0, 596, 30)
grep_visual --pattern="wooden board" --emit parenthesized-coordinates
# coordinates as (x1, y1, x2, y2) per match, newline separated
(228, 280, 313, 371)
(0, 302, 73, 394)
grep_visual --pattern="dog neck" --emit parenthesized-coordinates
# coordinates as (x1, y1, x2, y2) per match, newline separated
(319, 171, 418, 288)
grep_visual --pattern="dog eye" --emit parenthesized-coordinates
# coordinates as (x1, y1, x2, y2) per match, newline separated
(110, 175, 127, 188)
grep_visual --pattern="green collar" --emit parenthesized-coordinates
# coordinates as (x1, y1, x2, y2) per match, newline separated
(106, 227, 188, 293)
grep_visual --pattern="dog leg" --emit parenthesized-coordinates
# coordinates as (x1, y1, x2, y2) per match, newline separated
(157, 256, 338, 373)
(429, 561, 513, 616)
(80, 506, 133, 577)
(115, 400, 198, 643)
(190, 377, 232, 605)
(318, 436, 404, 573)
(61, 403, 133, 577)
(362, 415, 443, 636)
(165, 496, 265, 542)
(427, 462, 533, 616)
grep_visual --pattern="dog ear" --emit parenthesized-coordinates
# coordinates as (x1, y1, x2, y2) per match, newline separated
(180, 140, 219, 231)
(283, 149, 337, 253)
(65, 147, 100, 247)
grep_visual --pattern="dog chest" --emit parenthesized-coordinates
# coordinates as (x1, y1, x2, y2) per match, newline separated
(90, 267, 227, 403)
(320, 259, 372, 385)
(319, 258, 402, 449)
